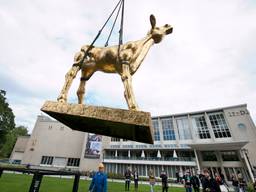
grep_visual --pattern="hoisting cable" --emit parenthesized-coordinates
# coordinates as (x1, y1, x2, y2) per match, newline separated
(117, 0, 125, 65)
(105, 0, 123, 47)
(73, 0, 123, 68)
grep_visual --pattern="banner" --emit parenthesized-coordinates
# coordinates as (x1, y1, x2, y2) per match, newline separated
(84, 134, 102, 158)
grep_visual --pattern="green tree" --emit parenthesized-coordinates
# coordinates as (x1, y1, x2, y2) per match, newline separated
(0, 90, 15, 156)
(1, 126, 28, 158)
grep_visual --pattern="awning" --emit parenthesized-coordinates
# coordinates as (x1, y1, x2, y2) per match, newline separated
(188, 141, 248, 151)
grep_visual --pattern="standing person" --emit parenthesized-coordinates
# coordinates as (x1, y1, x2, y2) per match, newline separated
(179, 170, 184, 183)
(231, 174, 239, 192)
(176, 170, 180, 183)
(201, 168, 221, 192)
(89, 163, 107, 192)
(191, 172, 200, 192)
(237, 171, 246, 192)
(215, 173, 222, 186)
(149, 169, 156, 192)
(133, 168, 139, 192)
(124, 167, 132, 191)
(160, 170, 168, 192)
(184, 171, 192, 192)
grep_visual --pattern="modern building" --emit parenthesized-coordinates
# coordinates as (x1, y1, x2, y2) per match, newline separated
(10, 104, 256, 182)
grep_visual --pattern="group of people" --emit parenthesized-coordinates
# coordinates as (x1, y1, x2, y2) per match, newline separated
(182, 168, 233, 192)
(88, 163, 253, 192)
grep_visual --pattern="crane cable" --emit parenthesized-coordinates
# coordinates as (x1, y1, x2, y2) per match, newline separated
(73, 0, 125, 68)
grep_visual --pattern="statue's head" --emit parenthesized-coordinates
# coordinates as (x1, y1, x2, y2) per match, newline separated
(149, 14, 173, 43)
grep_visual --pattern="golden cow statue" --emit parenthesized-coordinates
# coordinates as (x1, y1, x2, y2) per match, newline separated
(57, 15, 173, 111)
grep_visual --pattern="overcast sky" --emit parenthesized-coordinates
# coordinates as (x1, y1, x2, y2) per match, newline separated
(1, 0, 256, 132)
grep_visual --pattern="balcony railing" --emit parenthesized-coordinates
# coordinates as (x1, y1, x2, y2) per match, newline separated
(103, 156, 195, 162)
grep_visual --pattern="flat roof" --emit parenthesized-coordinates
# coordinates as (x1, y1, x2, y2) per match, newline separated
(152, 104, 247, 119)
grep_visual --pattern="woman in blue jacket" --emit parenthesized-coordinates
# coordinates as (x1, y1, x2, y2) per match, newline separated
(89, 163, 107, 192)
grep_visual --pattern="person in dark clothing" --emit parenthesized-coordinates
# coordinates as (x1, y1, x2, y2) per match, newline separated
(133, 169, 139, 192)
(184, 172, 192, 192)
(160, 170, 168, 192)
(176, 170, 179, 183)
(201, 169, 221, 192)
(191, 173, 200, 192)
(231, 174, 239, 192)
(124, 167, 132, 191)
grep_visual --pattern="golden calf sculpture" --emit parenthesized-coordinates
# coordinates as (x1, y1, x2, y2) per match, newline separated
(57, 15, 173, 111)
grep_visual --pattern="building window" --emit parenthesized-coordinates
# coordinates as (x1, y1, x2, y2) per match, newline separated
(41, 156, 54, 165)
(238, 123, 246, 129)
(67, 158, 80, 167)
(221, 151, 239, 161)
(111, 137, 121, 142)
(201, 151, 217, 161)
(208, 113, 231, 138)
(176, 117, 192, 140)
(191, 115, 211, 139)
(161, 118, 175, 140)
(152, 119, 160, 141)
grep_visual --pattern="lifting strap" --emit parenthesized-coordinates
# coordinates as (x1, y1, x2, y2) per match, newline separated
(73, 0, 125, 68)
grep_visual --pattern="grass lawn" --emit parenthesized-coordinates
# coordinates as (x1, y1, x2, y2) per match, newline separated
(0, 173, 185, 192)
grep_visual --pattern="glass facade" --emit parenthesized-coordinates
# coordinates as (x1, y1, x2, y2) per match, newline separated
(221, 151, 239, 161)
(176, 117, 192, 140)
(191, 115, 211, 139)
(201, 151, 217, 161)
(161, 118, 176, 140)
(208, 113, 231, 138)
(152, 119, 160, 141)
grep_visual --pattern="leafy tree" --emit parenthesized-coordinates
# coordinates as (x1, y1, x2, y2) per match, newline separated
(0, 90, 15, 153)
(1, 126, 28, 158)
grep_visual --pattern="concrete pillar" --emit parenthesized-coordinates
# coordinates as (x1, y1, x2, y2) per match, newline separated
(158, 117, 164, 143)
(241, 149, 255, 182)
(194, 149, 201, 172)
(204, 112, 215, 141)
(172, 116, 180, 146)
(188, 114, 197, 141)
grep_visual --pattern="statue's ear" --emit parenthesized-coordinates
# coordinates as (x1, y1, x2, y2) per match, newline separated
(150, 14, 156, 28)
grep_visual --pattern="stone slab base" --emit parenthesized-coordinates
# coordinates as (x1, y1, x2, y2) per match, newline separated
(41, 101, 154, 144)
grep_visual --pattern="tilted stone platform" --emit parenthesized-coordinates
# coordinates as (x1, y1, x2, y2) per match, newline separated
(41, 101, 154, 144)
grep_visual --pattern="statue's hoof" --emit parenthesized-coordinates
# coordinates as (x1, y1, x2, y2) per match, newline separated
(130, 106, 139, 111)
(57, 98, 67, 103)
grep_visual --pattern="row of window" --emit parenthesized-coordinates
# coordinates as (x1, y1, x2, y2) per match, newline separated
(40, 156, 80, 167)
(152, 112, 231, 141)
(111, 112, 231, 142)
(201, 151, 239, 161)
(105, 163, 195, 178)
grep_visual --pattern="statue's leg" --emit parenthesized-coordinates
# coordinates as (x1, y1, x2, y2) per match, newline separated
(57, 65, 80, 103)
(76, 68, 95, 104)
(121, 64, 139, 111)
